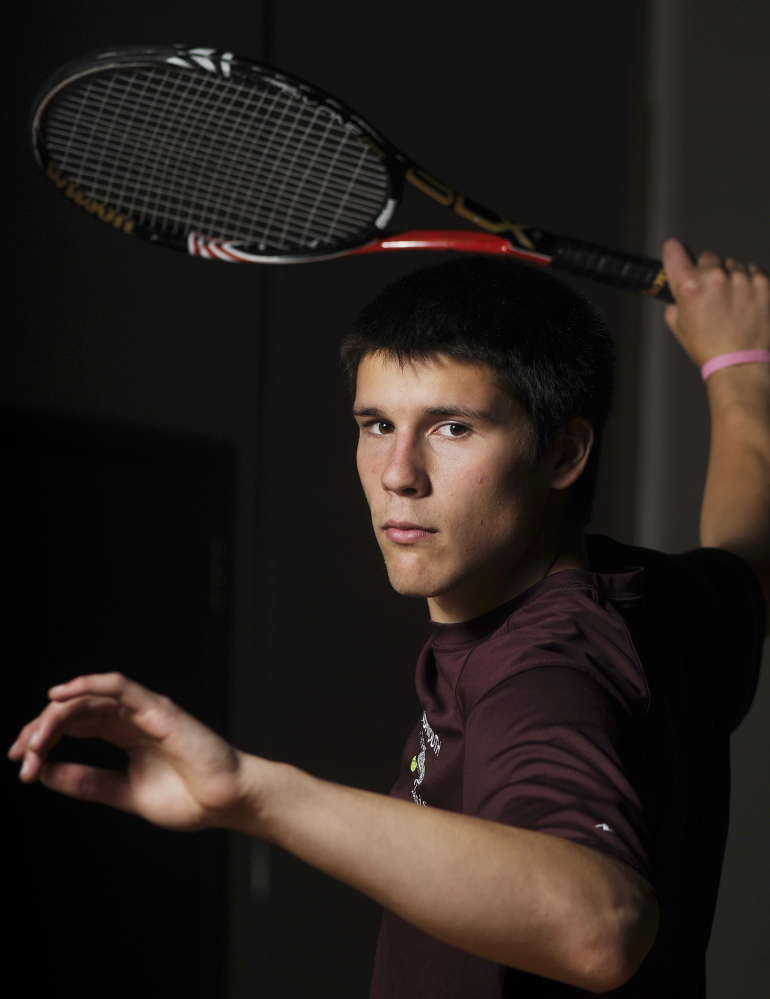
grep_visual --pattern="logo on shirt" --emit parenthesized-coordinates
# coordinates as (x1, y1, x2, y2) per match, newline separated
(409, 711, 441, 807)
(411, 731, 428, 806)
(420, 710, 442, 755)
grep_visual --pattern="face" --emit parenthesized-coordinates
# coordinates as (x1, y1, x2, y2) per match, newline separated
(354, 352, 566, 622)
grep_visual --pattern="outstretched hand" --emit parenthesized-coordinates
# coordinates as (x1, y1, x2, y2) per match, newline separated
(662, 238, 770, 368)
(8, 673, 246, 831)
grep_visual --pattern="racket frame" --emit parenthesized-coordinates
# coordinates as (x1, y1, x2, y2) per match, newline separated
(31, 44, 672, 300)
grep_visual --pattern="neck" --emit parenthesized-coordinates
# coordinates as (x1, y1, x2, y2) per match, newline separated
(428, 529, 588, 624)
(558, 531, 589, 572)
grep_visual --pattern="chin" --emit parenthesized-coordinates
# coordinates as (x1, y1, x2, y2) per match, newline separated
(384, 562, 455, 600)
(387, 578, 438, 599)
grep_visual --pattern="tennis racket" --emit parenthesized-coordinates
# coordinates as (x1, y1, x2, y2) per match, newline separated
(31, 44, 673, 301)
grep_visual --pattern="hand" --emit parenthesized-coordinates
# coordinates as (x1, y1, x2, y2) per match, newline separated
(662, 238, 770, 368)
(8, 673, 246, 831)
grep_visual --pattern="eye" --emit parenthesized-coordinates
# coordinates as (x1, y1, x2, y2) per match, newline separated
(435, 423, 469, 438)
(367, 420, 395, 435)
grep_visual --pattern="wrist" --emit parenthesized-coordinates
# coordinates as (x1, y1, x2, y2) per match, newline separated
(705, 361, 770, 421)
(706, 359, 770, 392)
(701, 350, 770, 382)
(226, 753, 302, 840)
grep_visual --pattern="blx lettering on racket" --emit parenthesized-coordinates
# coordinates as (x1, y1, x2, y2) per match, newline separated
(32, 44, 672, 301)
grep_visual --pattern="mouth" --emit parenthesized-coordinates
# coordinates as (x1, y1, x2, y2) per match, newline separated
(382, 521, 438, 544)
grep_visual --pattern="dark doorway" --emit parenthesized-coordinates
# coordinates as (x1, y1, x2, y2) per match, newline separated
(3, 409, 233, 999)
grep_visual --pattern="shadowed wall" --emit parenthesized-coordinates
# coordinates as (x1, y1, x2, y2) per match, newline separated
(3, 2, 767, 996)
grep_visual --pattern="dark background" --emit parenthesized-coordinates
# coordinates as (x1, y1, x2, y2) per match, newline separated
(3, 2, 767, 997)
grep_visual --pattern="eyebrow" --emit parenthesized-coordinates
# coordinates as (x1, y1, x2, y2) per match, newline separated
(353, 405, 496, 422)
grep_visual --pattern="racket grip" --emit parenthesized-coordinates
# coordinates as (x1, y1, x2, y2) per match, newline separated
(549, 237, 673, 302)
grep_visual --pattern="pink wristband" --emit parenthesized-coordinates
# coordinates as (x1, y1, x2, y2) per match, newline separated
(701, 350, 770, 382)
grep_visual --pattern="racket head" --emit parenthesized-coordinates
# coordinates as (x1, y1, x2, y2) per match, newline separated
(31, 45, 407, 262)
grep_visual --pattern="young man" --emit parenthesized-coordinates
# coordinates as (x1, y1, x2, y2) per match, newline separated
(9, 239, 770, 997)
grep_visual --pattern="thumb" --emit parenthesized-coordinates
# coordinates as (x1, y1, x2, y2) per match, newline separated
(663, 301, 679, 337)
(40, 763, 135, 812)
(661, 238, 695, 297)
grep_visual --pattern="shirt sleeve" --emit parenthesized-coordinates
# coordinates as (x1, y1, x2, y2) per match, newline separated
(676, 548, 765, 733)
(462, 664, 654, 885)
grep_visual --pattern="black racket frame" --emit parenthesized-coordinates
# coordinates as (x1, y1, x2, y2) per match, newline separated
(31, 44, 672, 300)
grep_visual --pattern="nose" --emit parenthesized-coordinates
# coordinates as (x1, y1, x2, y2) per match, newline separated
(380, 433, 431, 497)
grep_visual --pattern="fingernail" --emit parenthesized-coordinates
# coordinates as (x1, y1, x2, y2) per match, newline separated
(20, 757, 31, 779)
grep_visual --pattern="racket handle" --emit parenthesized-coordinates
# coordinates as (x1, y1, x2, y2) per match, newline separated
(548, 236, 673, 302)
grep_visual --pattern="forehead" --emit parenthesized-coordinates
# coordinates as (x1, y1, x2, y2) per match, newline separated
(354, 352, 522, 420)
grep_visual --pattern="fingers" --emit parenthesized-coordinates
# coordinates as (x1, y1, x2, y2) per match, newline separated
(9, 673, 180, 788)
(696, 249, 723, 270)
(698, 254, 769, 300)
(48, 672, 179, 737)
(8, 717, 42, 759)
(663, 239, 765, 287)
(663, 240, 767, 299)
(48, 672, 158, 711)
(11, 693, 120, 757)
(691, 249, 765, 284)
(747, 263, 770, 301)
(40, 763, 134, 812)
(660, 240, 770, 367)
(11, 673, 244, 831)
(10, 695, 123, 783)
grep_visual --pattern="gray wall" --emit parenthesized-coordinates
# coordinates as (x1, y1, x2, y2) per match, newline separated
(637, 3, 770, 995)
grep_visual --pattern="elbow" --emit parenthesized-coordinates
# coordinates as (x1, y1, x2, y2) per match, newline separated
(574, 886, 659, 994)
(579, 954, 644, 994)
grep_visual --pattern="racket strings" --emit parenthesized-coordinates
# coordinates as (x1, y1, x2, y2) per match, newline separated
(42, 64, 390, 251)
(48, 70, 384, 240)
(47, 83, 387, 209)
(47, 70, 384, 242)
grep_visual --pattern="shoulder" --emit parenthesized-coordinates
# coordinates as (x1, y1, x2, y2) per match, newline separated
(587, 535, 765, 733)
(456, 573, 648, 720)
(588, 533, 762, 608)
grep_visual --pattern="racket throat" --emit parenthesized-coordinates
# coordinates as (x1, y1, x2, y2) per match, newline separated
(405, 166, 537, 251)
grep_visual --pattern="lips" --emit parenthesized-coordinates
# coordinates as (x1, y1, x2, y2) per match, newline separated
(383, 521, 437, 544)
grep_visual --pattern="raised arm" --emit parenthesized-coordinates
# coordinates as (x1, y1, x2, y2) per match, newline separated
(9, 672, 657, 993)
(662, 239, 770, 632)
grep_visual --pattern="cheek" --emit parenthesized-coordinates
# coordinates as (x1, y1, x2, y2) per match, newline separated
(356, 450, 382, 499)
(451, 465, 528, 532)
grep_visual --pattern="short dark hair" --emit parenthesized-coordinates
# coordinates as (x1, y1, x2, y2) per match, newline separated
(340, 255, 615, 527)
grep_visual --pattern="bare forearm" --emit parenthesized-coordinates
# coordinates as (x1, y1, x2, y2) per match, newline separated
(233, 755, 657, 992)
(10, 676, 656, 990)
(703, 365, 770, 547)
(702, 365, 770, 626)
(660, 240, 770, 627)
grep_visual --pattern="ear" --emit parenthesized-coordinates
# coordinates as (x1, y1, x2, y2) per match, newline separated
(550, 418, 594, 491)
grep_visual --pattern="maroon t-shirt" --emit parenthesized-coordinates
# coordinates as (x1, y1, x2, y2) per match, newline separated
(369, 536, 764, 998)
